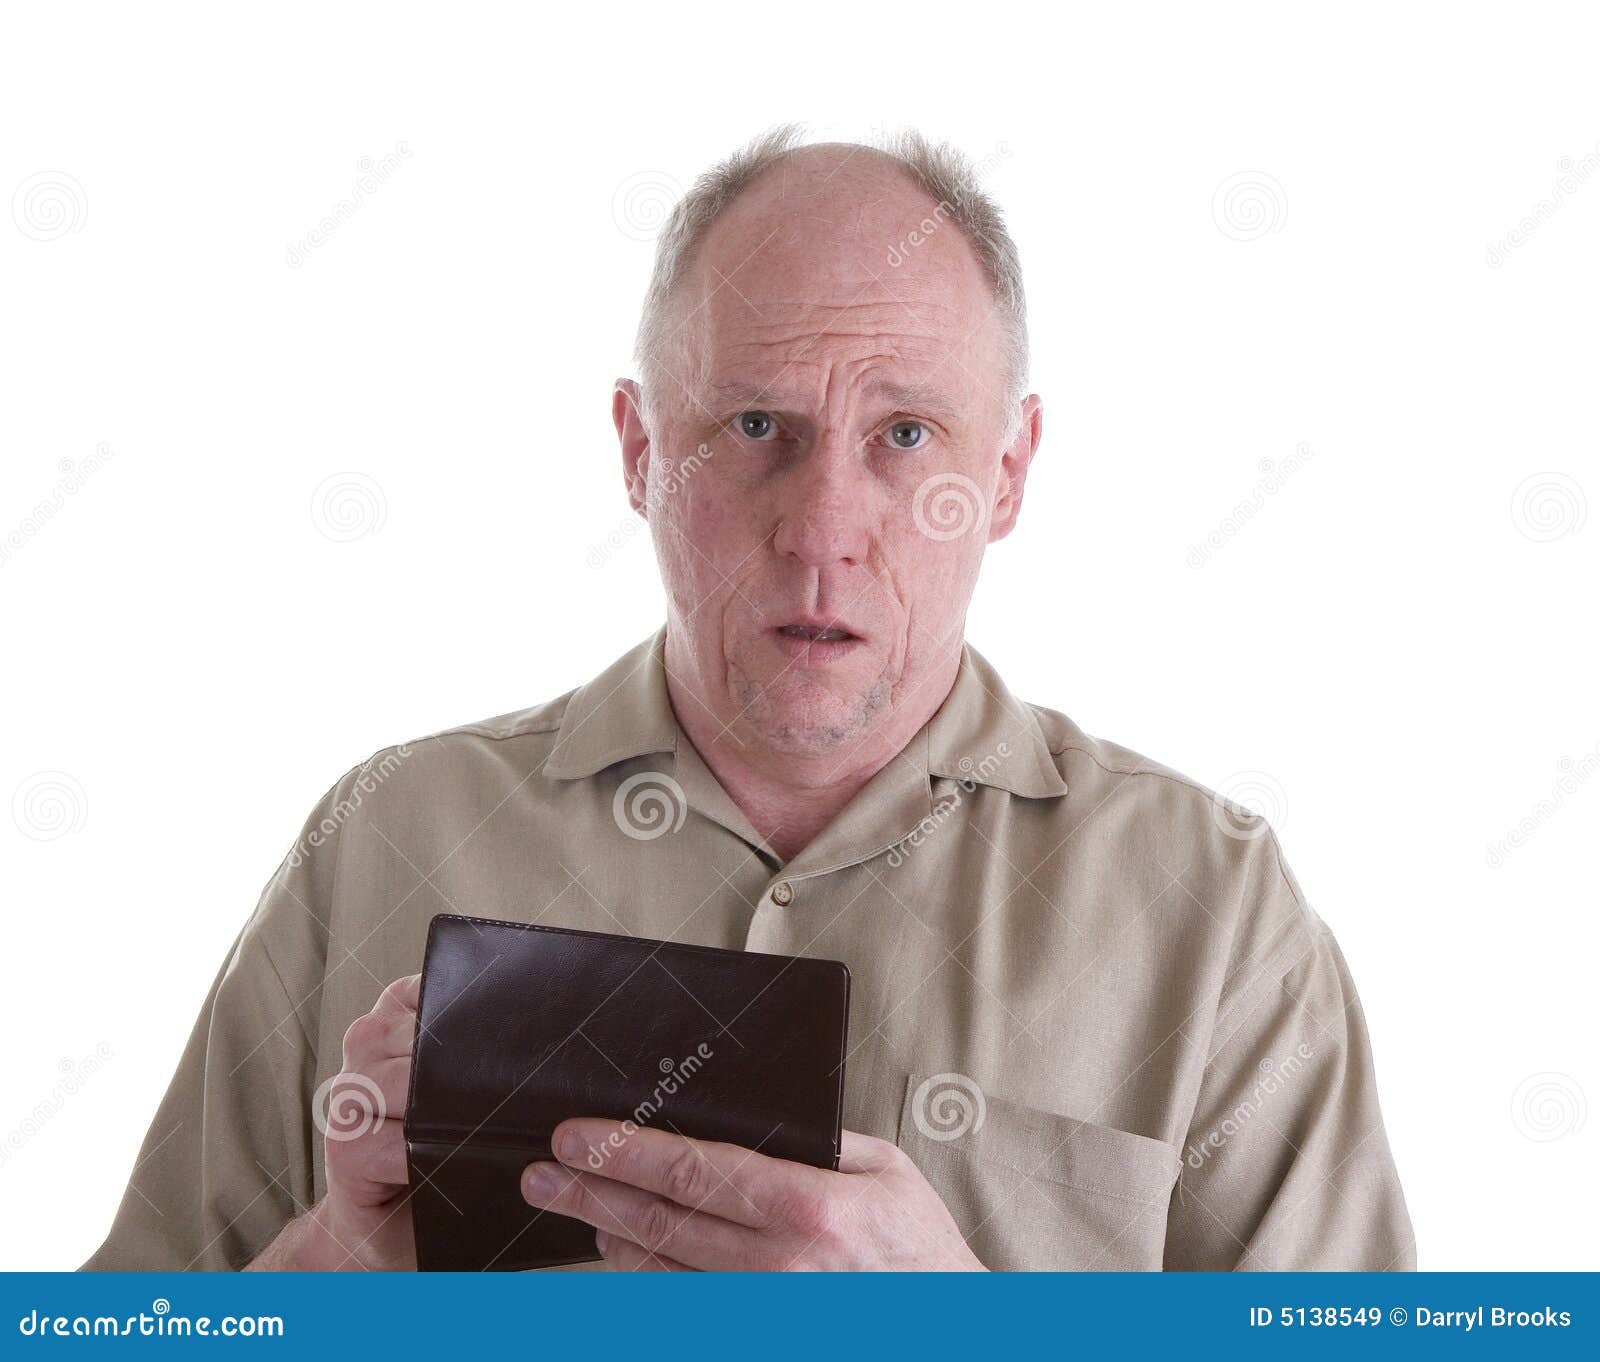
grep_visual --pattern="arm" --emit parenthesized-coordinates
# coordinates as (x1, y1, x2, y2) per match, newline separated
(1164, 828, 1415, 1271)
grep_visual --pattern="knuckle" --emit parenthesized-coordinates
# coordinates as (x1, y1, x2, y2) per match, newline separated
(636, 1196, 679, 1251)
(881, 1142, 915, 1177)
(771, 1186, 835, 1241)
(661, 1145, 710, 1206)
(547, 1170, 585, 1221)
(340, 1013, 377, 1062)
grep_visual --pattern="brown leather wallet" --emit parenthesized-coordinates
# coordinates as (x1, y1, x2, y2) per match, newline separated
(403, 913, 851, 1271)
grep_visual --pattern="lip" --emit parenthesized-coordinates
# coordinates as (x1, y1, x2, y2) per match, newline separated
(769, 620, 865, 668)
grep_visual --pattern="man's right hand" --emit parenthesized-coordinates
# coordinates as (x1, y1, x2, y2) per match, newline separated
(247, 973, 420, 1271)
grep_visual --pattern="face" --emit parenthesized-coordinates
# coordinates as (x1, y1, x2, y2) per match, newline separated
(617, 148, 1041, 770)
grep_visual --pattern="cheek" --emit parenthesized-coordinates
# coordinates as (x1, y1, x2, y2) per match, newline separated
(878, 511, 985, 601)
(650, 475, 766, 596)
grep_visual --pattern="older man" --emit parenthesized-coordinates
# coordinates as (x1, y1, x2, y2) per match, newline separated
(86, 128, 1414, 1272)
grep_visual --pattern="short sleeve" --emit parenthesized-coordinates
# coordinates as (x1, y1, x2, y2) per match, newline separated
(1163, 828, 1416, 1271)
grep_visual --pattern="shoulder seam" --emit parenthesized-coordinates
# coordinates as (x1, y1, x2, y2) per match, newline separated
(349, 697, 573, 773)
(1048, 738, 1242, 811)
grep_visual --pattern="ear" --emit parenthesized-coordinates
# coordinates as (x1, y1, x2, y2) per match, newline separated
(613, 379, 650, 517)
(988, 393, 1043, 543)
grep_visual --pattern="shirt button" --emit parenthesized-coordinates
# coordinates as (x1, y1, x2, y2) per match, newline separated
(770, 881, 794, 907)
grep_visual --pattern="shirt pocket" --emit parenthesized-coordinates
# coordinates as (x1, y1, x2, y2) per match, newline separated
(895, 1073, 1180, 1271)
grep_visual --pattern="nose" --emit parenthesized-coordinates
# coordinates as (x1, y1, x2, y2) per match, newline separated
(771, 432, 871, 568)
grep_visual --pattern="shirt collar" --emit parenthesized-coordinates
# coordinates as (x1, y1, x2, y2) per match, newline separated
(925, 643, 1072, 800)
(541, 628, 678, 780)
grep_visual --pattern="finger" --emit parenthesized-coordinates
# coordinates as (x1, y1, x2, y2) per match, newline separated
(595, 1229, 694, 1272)
(319, 1061, 406, 1140)
(325, 1116, 409, 1192)
(373, 973, 422, 1018)
(354, 1054, 412, 1117)
(521, 1161, 753, 1270)
(341, 1009, 417, 1068)
(550, 1119, 820, 1228)
(838, 1128, 900, 1174)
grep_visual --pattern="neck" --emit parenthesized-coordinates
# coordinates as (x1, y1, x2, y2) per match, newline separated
(664, 634, 961, 862)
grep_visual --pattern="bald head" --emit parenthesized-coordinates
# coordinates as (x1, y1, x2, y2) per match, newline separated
(634, 128, 1027, 434)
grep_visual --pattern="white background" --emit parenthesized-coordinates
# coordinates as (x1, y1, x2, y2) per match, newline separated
(2, 0, 1595, 1271)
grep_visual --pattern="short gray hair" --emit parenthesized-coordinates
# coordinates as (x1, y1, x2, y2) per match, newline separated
(633, 124, 1028, 432)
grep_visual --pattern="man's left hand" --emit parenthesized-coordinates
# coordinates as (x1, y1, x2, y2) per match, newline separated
(520, 1118, 985, 1271)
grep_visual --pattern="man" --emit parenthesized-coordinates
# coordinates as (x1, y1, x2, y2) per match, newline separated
(85, 127, 1414, 1272)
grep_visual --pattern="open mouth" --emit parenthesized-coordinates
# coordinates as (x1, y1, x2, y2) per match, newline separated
(770, 620, 864, 665)
(776, 623, 856, 643)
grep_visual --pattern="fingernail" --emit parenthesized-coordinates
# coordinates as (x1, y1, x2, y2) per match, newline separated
(522, 1162, 562, 1201)
(594, 1230, 612, 1257)
(555, 1126, 585, 1163)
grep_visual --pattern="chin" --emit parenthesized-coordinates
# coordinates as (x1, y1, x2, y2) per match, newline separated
(736, 670, 890, 757)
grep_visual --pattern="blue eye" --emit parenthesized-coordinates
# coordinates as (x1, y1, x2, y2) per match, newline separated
(738, 411, 776, 440)
(887, 420, 928, 450)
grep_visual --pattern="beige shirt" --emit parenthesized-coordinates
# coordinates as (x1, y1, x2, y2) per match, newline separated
(84, 630, 1415, 1272)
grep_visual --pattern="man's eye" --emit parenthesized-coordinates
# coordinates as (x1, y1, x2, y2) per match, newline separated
(737, 411, 777, 440)
(886, 420, 929, 450)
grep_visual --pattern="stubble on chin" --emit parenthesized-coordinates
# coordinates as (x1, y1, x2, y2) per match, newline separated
(729, 664, 893, 759)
